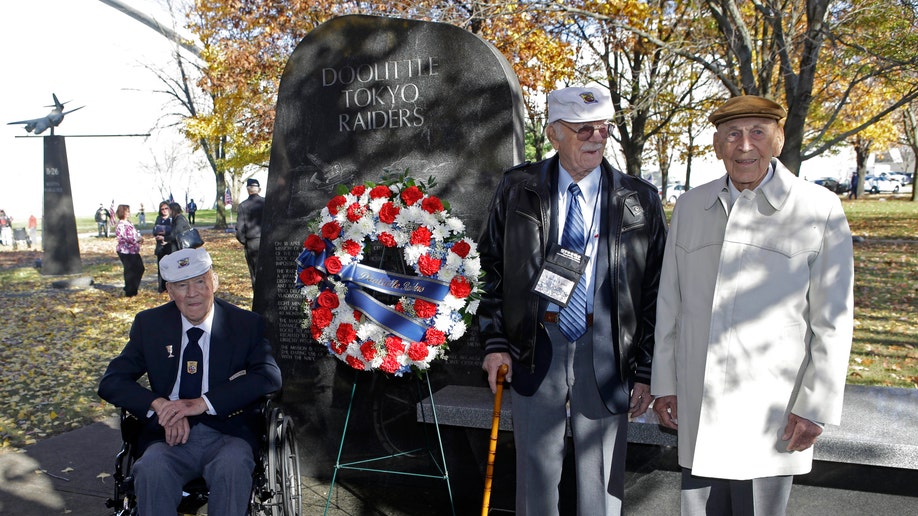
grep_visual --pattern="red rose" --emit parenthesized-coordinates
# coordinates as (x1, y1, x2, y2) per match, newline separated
(342, 239, 362, 256)
(410, 226, 432, 245)
(304, 234, 326, 252)
(418, 254, 442, 276)
(385, 336, 406, 355)
(407, 342, 429, 361)
(327, 195, 347, 215)
(360, 340, 377, 361)
(425, 328, 446, 346)
(379, 202, 400, 224)
(449, 276, 472, 298)
(312, 307, 333, 328)
(336, 323, 357, 344)
(421, 196, 444, 214)
(317, 289, 340, 309)
(321, 221, 341, 240)
(395, 301, 405, 313)
(346, 355, 365, 371)
(378, 232, 397, 247)
(413, 299, 438, 318)
(351, 185, 367, 196)
(450, 240, 471, 258)
(353, 310, 363, 321)
(370, 185, 392, 199)
(380, 353, 400, 373)
(331, 340, 348, 355)
(346, 202, 366, 222)
(298, 267, 323, 286)
(324, 256, 343, 274)
(310, 323, 323, 341)
(400, 185, 424, 206)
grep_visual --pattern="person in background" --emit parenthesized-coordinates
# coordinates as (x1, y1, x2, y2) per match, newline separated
(166, 202, 192, 251)
(0, 210, 12, 246)
(187, 198, 198, 225)
(138, 203, 146, 228)
(154, 201, 174, 293)
(848, 171, 859, 200)
(95, 204, 111, 238)
(27, 214, 38, 247)
(98, 247, 282, 516)
(652, 95, 854, 515)
(478, 86, 667, 515)
(115, 204, 145, 297)
(235, 178, 264, 290)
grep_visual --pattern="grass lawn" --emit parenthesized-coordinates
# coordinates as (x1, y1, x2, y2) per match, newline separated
(0, 197, 915, 450)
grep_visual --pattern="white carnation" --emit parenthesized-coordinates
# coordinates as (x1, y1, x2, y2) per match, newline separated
(449, 320, 467, 340)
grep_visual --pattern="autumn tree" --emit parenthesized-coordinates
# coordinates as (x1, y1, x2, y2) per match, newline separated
(697, 0, 918, 174)
(902, 102, 918, 202)
(535, 0, 716, 180)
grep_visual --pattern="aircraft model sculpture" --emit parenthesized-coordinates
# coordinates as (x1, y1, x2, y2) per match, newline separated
(7, 93, 84, 135)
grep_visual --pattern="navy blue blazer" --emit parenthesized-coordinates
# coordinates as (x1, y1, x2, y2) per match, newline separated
(98, 298, 282, 453)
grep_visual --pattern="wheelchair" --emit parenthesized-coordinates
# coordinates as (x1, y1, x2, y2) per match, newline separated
(105, 397, 302, 515)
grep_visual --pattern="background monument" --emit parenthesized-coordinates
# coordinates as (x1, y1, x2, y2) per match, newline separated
(7, 94, 84, 276)
(252, 14, 525, 494)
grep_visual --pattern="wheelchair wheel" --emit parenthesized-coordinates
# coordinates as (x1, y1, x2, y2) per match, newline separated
(266, 406, 302, 515)
(278, 414, 302, 514)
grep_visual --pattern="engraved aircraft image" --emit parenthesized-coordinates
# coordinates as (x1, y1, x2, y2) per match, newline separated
(7, 93, 84, 135)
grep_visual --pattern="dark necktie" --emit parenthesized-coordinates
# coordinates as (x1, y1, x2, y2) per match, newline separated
(179, 327, 205, 399)
(559, 183, 588, 341)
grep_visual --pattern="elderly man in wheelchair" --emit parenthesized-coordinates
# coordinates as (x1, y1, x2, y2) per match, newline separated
(98, 248, 294, 515)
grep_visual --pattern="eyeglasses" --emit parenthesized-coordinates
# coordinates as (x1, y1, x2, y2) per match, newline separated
(558, 121, 612, 141)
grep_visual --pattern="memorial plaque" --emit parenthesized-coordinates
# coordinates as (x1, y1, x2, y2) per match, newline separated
(41, 136, 82, 275)
(253, 14, 524, 479)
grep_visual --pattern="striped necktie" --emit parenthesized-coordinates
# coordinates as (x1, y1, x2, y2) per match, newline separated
(558, 183, 587, 341)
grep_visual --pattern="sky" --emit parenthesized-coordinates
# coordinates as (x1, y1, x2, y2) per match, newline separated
(0, 0, 213, 222)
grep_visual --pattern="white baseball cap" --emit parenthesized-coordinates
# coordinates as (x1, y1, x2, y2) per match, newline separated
(547, 86, 613, 124)
(160, 248, 213, 282)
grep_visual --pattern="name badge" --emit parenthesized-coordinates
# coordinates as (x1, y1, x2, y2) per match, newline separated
(531, 243, 590, 307)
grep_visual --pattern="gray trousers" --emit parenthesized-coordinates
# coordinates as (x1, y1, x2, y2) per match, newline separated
(681, 468, 793, 516)
(133, 423, 254, 516)
(511, 324, 628, 516)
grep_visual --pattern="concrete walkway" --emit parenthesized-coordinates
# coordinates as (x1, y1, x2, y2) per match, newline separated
(1, 419, 916, 515)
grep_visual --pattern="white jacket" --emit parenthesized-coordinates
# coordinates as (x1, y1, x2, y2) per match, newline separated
(652, 160, 854, 479)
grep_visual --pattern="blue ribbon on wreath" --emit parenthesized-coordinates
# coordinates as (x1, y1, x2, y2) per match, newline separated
(339, 263, 450, 342)
(296, 245, 453, 342)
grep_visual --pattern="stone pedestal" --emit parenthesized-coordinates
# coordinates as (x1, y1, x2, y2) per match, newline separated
(41, 136, 82, 276)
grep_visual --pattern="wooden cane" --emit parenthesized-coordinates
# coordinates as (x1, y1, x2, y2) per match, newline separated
(482, 363, 509, 516)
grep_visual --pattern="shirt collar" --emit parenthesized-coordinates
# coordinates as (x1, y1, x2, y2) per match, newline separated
(181, 308, 215, 337)
(558, 165, 601, 199)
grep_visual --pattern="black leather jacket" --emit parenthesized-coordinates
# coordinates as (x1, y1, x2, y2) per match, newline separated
(477, 157, 666, 406)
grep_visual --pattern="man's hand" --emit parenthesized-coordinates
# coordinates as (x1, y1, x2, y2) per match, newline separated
(629, 383, 652, 418)
(482, 352, 512, 394)
(163, 417, 191, 446)
(653, 395, 678, 430)
(151, 397, 208, 445)
(782, 413, 823, 452)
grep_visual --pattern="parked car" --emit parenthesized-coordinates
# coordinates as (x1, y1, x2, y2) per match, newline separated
(665, 184, 686, 204)
(812, 177, 849, 194)
(864, 175, 900, 194)
(878, 172, 909, 186)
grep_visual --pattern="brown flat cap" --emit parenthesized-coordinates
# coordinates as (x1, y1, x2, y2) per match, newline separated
(709, 95, 787, 126)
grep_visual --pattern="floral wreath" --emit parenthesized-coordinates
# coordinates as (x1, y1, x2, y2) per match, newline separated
(294, 172, 481, 376)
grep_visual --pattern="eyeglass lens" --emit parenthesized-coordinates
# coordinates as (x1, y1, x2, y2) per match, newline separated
(565, 122, 611, 141)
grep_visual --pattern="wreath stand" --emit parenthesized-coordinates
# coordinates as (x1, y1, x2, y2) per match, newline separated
(323, 369, 455, 515)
